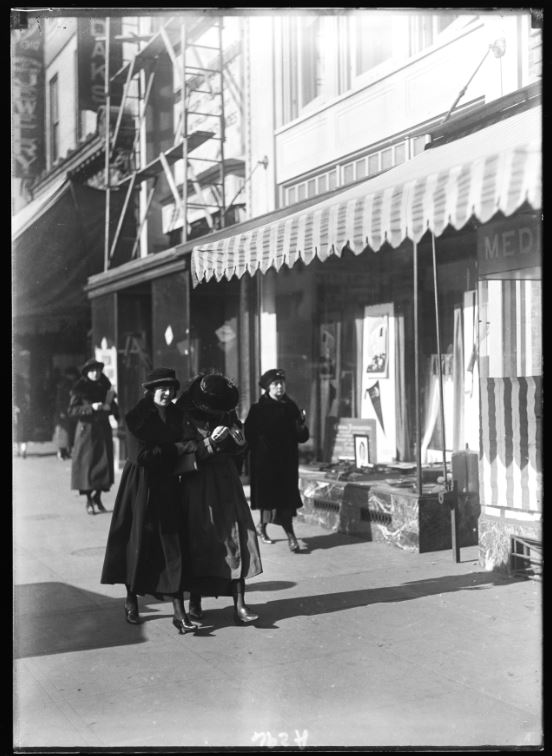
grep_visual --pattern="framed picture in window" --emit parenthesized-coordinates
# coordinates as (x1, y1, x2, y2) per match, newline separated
(363, 310, 389, 378)
(354, 433, 371, 468)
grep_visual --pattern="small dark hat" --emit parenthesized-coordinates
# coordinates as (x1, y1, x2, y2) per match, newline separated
(142, 367, 180, 391)
(259, 368, 286, 390)
(81, 358, 104, 376)
(189, 373, 239, 414)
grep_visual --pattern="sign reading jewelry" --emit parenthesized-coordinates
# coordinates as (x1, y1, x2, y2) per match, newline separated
(12, 19, 45, 179)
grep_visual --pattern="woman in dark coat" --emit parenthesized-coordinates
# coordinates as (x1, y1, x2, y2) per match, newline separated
(175, 373, 263, 626)
(101, 368, 198, 634)
(244, 368, 310, 552)
(53, 366, 80, 460)
(68, 359, 119, 514)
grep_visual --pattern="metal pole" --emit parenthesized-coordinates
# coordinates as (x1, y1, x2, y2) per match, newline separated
(218, 17, 226, 229)
(103, 16, 111, 272)
(431, 232, 448, 487)
(413, 240, 423, 496)
(181, 21, 188, 244)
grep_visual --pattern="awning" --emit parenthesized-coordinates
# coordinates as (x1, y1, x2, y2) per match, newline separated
(12, 180, 107, 323)
(12, 175, 70, 241)
(191, 106, 541, 287)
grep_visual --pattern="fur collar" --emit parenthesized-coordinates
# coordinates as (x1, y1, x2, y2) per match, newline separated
(125, 396, 181, 434)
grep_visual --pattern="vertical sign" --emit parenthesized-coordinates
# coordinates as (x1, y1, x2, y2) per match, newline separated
(12, 18, 45, 178)
(77, 17, 122, 111)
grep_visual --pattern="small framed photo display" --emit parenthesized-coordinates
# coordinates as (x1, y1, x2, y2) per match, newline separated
(354, 434, 371, 468)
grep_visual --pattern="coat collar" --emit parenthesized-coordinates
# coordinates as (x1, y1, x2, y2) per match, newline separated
(125, 396, 180, 434)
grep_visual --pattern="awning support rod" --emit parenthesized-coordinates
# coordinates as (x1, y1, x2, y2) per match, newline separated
(103, 16, 111, 272)
(431, 231, 448, 487)
(413, 239, 422, 495)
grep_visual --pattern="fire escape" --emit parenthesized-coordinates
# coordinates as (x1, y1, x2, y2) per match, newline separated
(102, 14, 242, 270)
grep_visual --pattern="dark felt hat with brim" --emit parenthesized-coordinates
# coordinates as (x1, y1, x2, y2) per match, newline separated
(81, 358, 104, 376)
(142, 367, 180, 391)
(259, 368, 286, 390)
(189, 373, 239, 413)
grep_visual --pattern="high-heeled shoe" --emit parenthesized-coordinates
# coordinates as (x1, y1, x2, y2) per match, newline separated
(288, 537, 300, 552)
(172, 615, 198, 634)
(124, 604, 140, 625)
(86, 499, 95, 515)
(256, 526, 274, 545)
(92, 492, 106, 512)
(234, 606, 259, 625)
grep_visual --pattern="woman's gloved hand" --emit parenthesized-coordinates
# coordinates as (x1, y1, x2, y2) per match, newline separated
(210, 425, 230, 444)
(228, 427, 246, 447)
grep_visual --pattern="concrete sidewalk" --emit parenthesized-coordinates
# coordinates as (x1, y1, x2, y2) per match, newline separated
(13, 443, 542, 749)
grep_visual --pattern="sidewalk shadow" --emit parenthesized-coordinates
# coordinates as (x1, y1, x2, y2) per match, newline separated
(14, 582, 150, 659)
(252, 569, 525, 629)
(298, 532, 371, 551)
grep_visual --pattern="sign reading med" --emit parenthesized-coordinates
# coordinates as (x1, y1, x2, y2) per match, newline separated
(477, 216, 541, 276)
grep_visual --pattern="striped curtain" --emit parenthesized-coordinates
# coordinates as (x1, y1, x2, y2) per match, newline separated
(479, 279, 542, 512)
(480, 376, 542, 512)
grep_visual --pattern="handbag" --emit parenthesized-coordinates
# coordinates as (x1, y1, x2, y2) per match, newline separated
(173, 452, 198, 476)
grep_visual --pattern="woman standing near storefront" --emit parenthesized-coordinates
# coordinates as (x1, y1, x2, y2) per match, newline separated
(101, 368, 198, 633)
(68, 359, 119, 514)
(175, 373, 263, 626)
(244, 368, 310, 552)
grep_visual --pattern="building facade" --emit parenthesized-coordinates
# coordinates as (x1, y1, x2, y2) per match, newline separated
(12, 9, 541, 570)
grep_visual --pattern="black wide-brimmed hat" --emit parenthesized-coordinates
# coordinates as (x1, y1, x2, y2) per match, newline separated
(81, 358, 104, 376)
(142, 367, 180, 391)
(259, 368, 286, 390)
(189, 373, 239, 413)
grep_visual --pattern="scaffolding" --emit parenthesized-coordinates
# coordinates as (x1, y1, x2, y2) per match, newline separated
(102, 14, 243, 270)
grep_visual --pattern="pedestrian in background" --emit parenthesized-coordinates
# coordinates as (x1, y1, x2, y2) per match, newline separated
(244, 368, 309, 552)
(101, 368, 198, 634)
(53, 366, 80, 460)
(175, 373, 263, 626)
(68, 358, 119, 515)
(14, 372, 32, 459)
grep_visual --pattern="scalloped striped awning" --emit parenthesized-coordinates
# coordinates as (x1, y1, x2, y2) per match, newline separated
(191, 106, 541, 287)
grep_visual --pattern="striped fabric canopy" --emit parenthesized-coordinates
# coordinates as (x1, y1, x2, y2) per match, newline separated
(191, 106, 541, 287)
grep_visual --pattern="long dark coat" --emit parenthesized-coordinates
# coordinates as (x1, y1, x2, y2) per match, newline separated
(244, 393, 309, 514)
(175, 392, 263, 597)
(101, 397, 194, 596)
(68, 374, 119, 492)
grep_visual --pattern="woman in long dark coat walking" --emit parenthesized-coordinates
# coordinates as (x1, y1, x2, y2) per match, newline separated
(101, 368, 198, 634)
(175, 373, 263, 626)
(68, 359, 119, 514)
(244, 368, 310, 552)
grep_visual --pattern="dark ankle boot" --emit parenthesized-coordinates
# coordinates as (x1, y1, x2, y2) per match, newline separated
(232, 579, 259, 624)
(85, 494, 95, 515)
(92, 491, 106, 512)
(189, 594, 203, 620)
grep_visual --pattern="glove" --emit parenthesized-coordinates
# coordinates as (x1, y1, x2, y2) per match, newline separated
(228, 427, 246, 447)
(210, 425, 229, 444)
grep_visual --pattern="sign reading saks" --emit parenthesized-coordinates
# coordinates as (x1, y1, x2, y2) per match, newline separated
(77, 18, 122, 112)
(12, 19, 45, 179)
(477, 215, 541, 276)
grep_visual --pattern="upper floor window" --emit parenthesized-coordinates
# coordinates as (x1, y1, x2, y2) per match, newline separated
(49, 74, 59, 164)
(409, 13, 459, 56)
(355, 13, 394, 74)
(281, 15, 323, 122)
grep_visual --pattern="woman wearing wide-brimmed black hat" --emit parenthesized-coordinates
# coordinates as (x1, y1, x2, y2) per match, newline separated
(244, 368, 310, 552)
(175, 373, 263, 626)
(68, 358, 120, 514)
(101, 368, 199, 634)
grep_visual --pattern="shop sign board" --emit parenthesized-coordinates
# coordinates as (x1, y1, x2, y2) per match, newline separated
(12, 18, 45, 179)
(477, 216, 541, 276)
(77, 17, 122, 111)
(324, 417, 377, 464)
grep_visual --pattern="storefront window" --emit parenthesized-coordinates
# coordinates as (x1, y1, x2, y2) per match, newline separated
(267, 232, 478, 466)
